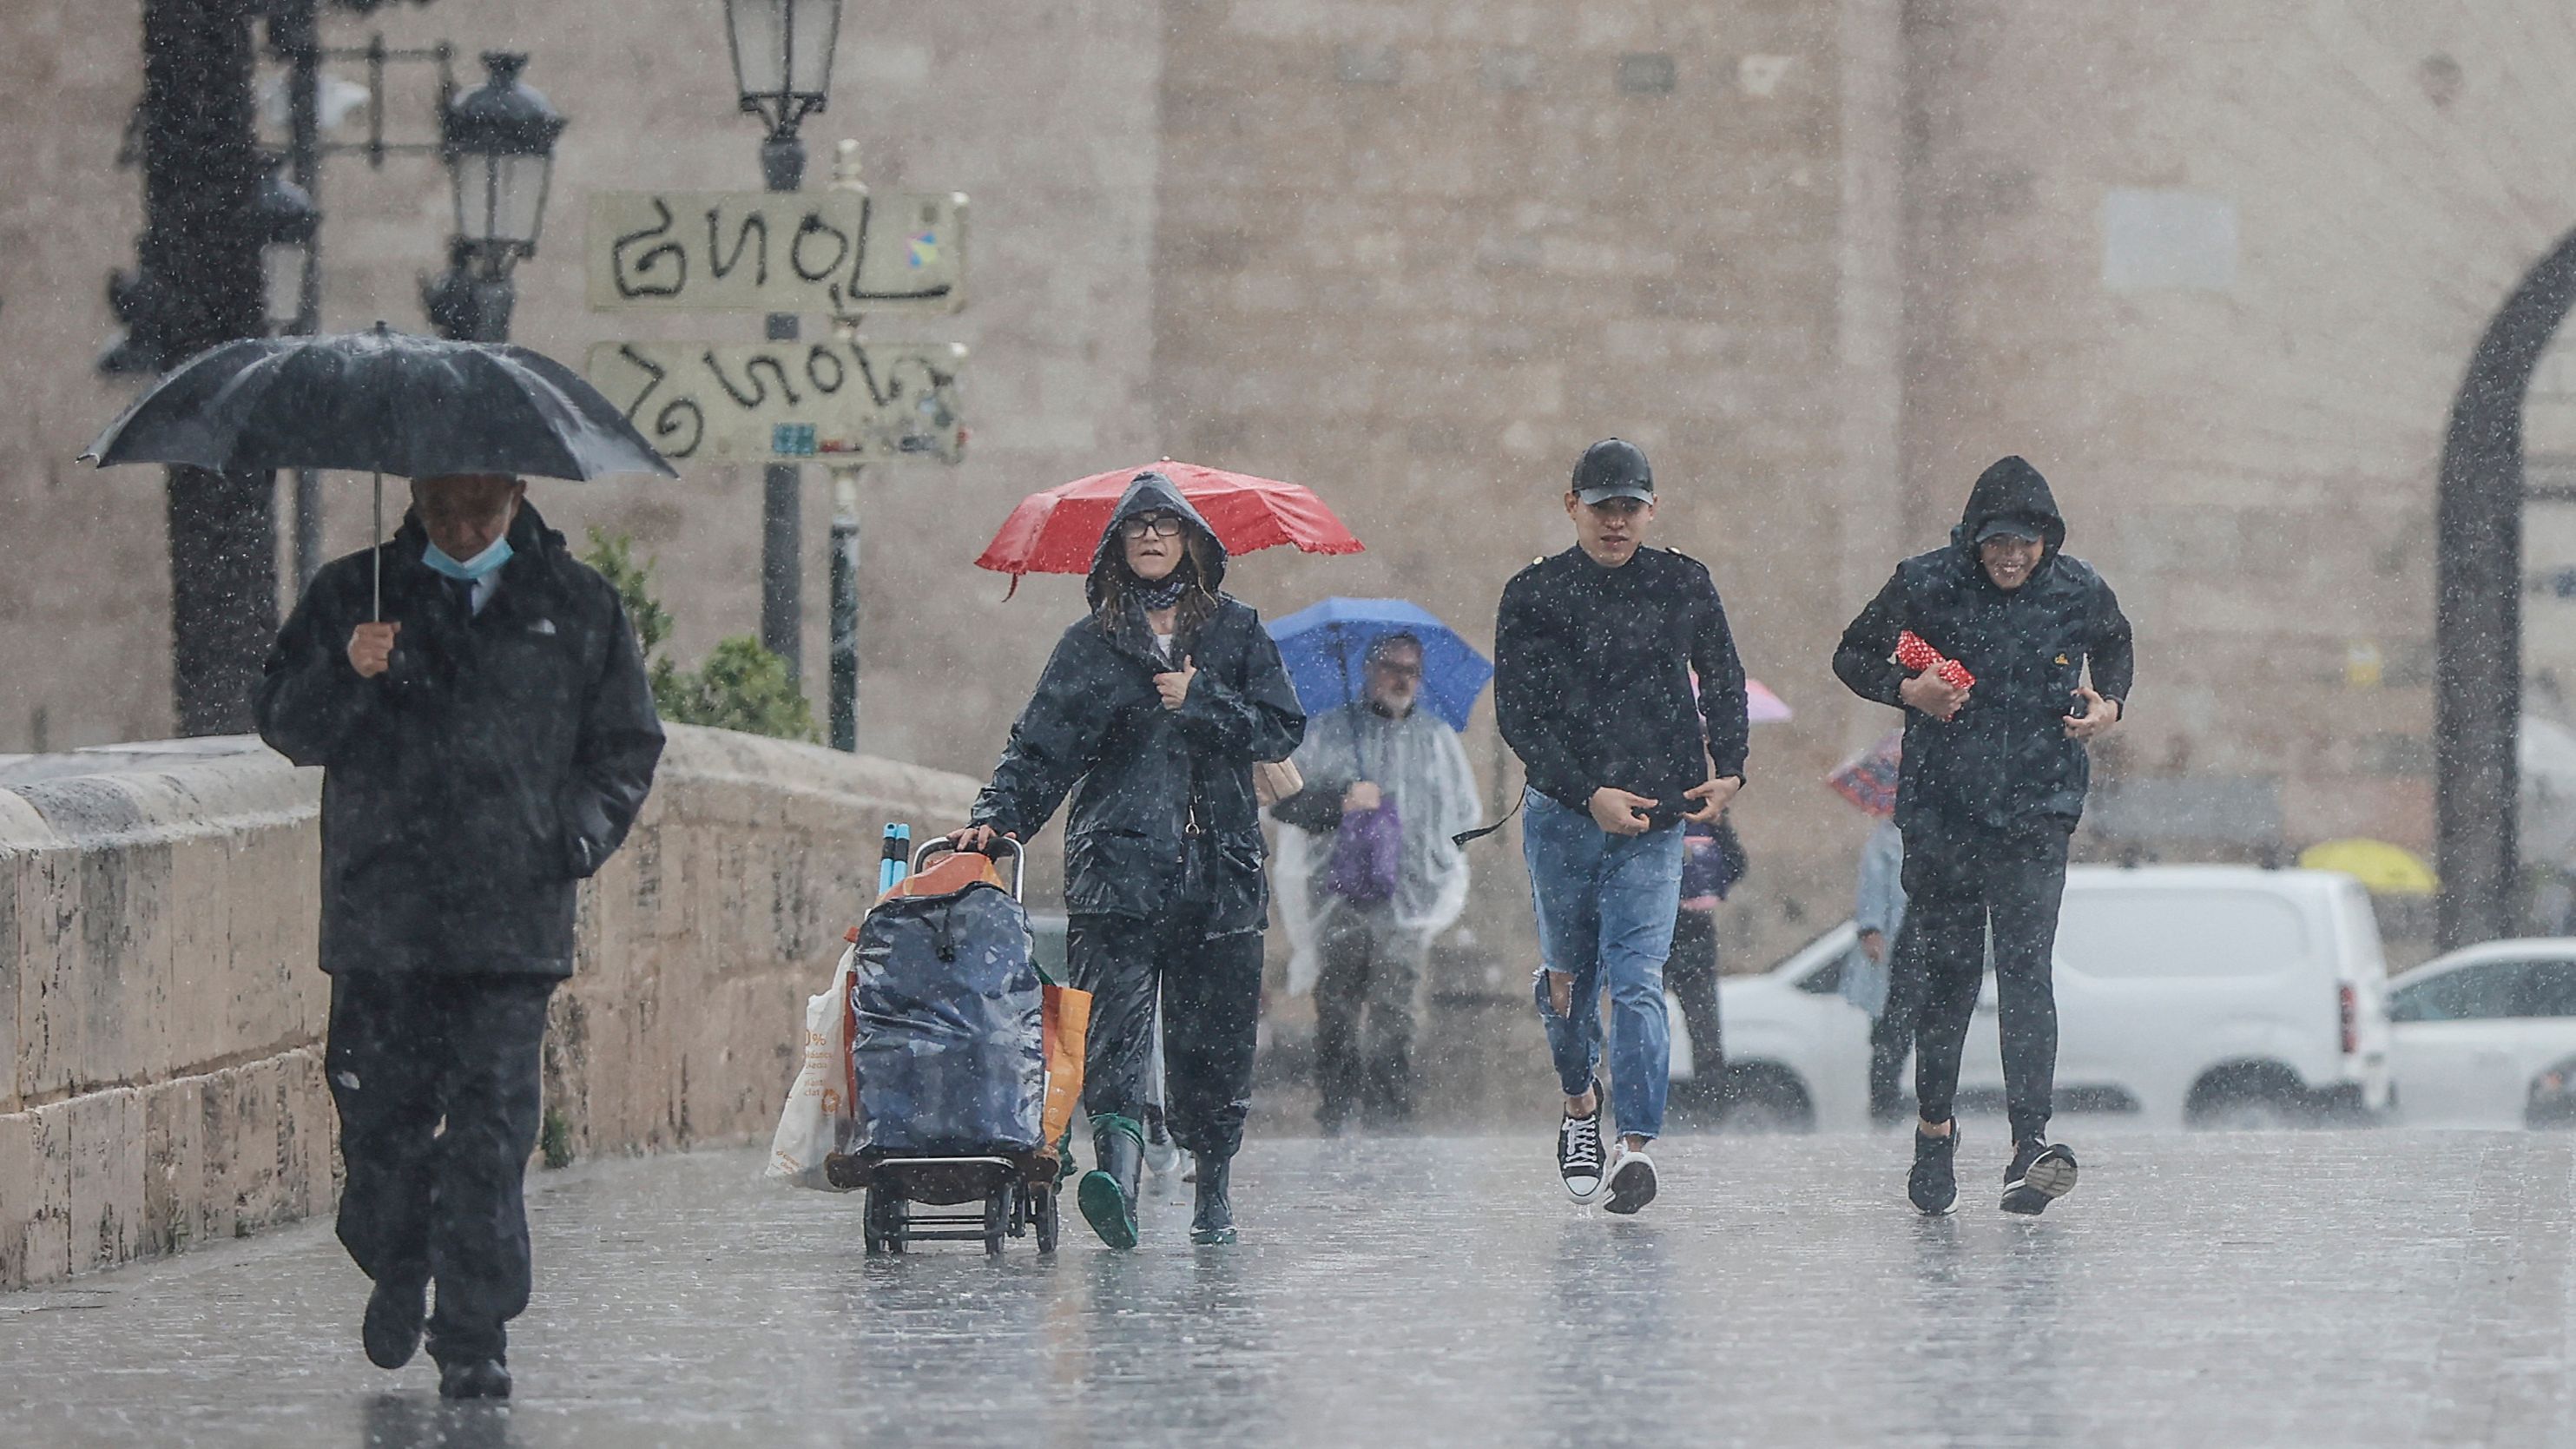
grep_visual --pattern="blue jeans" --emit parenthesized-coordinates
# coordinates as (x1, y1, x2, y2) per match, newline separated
(1522, 787, 1685, 1142)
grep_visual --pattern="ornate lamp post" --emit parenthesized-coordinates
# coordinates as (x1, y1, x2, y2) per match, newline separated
(724, 0, 843, 678)
(423, 51, 564, 342)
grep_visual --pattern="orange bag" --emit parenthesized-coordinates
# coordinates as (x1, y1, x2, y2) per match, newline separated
(1040, 984, 1092, 1160)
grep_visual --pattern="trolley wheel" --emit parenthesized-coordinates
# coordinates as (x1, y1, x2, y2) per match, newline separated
(1035, 1185, 1061, 1254)
(866, 1185, 908, 1255)
(984, 1189, 1009, 1256)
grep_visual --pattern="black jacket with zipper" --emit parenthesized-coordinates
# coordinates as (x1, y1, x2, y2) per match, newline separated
(1493, 543, 1750, 827)
(970, 473, 1305, 932)
(254, 502, 665, 978)
(1833, 456, 2134, 835)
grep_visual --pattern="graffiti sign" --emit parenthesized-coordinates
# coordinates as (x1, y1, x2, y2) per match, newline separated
(585, 190, 967, 314)
(584, 339, 967, 464)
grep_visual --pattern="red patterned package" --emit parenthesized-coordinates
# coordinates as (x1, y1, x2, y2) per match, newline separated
(1895, 630, 1976, 689)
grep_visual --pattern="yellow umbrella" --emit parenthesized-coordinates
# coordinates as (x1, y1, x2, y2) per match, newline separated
(2298, 839, 2438, 896)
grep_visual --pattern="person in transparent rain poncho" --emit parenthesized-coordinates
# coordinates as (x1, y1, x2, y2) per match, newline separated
(1270, 633, 1483, 1133)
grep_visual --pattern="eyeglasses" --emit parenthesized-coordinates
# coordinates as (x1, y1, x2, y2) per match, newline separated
(1119, 514, 1184, 539)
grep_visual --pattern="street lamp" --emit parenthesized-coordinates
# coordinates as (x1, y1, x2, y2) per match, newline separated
(424, 51, 563, 341)
(724, 0, 843, 677)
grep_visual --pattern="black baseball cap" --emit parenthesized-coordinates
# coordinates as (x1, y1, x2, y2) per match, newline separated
(1973, 514, 2046, 544)
(1572, 438, 1654, 504)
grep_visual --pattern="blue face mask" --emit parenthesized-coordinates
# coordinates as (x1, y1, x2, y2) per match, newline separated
(423, 533, 514, 582)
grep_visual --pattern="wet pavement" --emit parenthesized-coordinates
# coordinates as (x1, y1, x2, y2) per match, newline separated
(3, 1129, 2572, 1448)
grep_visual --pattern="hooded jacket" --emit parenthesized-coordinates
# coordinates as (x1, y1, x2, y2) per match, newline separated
(254, 501, 665, 978)
(971, 473, 1306, 931)
(1832, 457, 2133, 833)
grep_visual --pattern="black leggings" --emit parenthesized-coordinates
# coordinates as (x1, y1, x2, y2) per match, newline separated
(1068, 906, 1263, 1159)
(1903, 822, 2071, 1143)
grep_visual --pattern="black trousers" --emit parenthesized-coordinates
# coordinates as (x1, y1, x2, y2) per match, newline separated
(1666, 906, 1724, 1093)
(1312, 902, 1430, 1130)
(1069, 906, 1263, 1160)
(1867, 925, 1923, 1122)
(326, 972, 554, 1366)
(1902, 820, 2071, 1143)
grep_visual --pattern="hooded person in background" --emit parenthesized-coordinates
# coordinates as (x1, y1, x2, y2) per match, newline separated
(255, 473, 663, 1400)
(957, 472, 1304, 1248)
(1844, 815, 1918, 1126)
(1833, 455, 2131, 1218)
(1269, 632, 1481, 1133)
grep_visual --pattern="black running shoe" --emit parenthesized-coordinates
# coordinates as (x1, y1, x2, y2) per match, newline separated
(1908, 1121, 1960, 1215)
(2001, 1137, 2079, 1215)
(1557, 1093, 1606, 1202)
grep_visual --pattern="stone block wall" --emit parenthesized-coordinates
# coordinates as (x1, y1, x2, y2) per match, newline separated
(0, 726, 977, 1290)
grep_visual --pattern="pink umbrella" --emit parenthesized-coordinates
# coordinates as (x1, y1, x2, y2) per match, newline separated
(1747, 678, 1792, 724)
(1828, 729, 1905, 817)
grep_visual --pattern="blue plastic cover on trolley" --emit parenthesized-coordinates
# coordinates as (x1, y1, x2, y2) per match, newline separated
(848, 881, 1045, 1154)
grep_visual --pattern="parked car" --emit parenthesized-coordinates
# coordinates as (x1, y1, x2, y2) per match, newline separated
(1707, 865, 2395, 1131)
(2386, 939, 2576, 1127)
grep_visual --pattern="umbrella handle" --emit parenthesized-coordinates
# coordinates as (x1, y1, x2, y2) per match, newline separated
(372, 471, 382, 622)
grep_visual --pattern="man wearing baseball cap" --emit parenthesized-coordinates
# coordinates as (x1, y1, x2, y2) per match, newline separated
(1492, 438, 1750, 1214)
(1831, 455, 2133, 1217)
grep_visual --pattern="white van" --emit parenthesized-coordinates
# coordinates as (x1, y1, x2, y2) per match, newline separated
(1703, 865, 2395, 1131)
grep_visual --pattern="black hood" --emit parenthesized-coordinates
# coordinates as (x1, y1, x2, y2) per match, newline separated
(1951, 455, 2066, 559)
(1084, 471, 1228, 610)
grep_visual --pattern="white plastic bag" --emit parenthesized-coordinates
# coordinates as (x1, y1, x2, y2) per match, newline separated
(765, 941, 858, 1188)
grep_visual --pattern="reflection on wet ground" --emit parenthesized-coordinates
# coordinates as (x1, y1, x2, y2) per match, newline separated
(3, 1131, 2569, 1447)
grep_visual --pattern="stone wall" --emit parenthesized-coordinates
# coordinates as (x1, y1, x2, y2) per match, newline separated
(0, 727, 977, 1291)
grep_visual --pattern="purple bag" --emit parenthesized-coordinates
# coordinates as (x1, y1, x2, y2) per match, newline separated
(1326, 798, 1403, 903)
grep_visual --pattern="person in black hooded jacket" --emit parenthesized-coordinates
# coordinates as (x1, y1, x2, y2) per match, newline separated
(957, 471, 1304, 1248)
(256, 474, 662, 1400)
(1833, 455, 2131, 1219)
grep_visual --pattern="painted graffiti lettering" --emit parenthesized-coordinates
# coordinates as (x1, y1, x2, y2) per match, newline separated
(588, 339, 967, 465)
(609, 199, 685, 300)
(588, 190, 968, 315)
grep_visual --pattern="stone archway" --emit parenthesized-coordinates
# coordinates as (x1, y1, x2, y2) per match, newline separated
(2435, 229, 2576, 946)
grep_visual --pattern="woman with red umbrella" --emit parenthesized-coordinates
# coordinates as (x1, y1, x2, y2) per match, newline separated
(955, 471, 1305, 1248)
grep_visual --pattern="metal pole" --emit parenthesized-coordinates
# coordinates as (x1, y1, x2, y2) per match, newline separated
(828, 464, 861, 750)
(760, 134, 806, 682)
(284, 0, 325, 588)
(825, 139, 866, 752)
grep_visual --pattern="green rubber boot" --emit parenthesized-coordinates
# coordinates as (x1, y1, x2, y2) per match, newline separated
(1078, 1114, 1145, 1249)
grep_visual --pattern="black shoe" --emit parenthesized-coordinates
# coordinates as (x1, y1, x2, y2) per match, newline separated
(1189, 1153, 1237, 1245)
(1556, 1086, 1606, 1202)
(361, 1274, 426, 1370)
(1078, 1115, 1144, 1249)
(1908, 1121, 1960, 1215)
(437, 1358, 511, 1400)
(2001, 1137, 2079, 1215)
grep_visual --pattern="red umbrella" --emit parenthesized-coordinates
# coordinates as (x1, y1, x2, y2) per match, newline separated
(975, 461, 1363, 591)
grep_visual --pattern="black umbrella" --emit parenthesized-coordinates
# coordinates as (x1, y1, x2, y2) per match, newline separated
(82, 323, 676, 617)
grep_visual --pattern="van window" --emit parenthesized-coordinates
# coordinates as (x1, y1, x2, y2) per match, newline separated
(2521, 960, 2576, 1018)
(2058, 886, 2311, 979)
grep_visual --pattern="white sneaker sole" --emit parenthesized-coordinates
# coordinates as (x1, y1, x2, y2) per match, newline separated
(1602, 1156, 1657, 1215)
(2002, 1151, 2079, 1214)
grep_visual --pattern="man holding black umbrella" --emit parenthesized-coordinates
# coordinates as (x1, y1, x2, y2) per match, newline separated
(256, 472, 662, 1399)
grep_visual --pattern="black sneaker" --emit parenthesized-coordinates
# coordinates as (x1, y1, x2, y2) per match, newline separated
(1601, 1143, 1657, 1215)
(1557, 1093, 1606, 1202)
(361, 1273, 427, 1370)
(2001, 1137, 2079, 1215)
(1908, 1121, 1960, 1215)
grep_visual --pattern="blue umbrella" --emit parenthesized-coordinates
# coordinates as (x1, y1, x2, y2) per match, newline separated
(1266, 596, 1493, 733)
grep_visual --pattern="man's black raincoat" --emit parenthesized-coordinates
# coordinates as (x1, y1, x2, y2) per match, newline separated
(971, 473, 1305, 932)
(1832, 456, 2133, 833)
(255, 502, 665, 978)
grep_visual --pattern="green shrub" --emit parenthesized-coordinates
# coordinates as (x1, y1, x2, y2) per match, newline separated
(583, 528, 818, 743)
